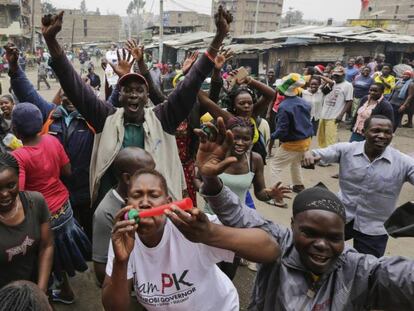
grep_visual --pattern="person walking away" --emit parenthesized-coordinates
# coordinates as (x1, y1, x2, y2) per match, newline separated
(270, 73, 313, 196)
(36, 58, 50, 90)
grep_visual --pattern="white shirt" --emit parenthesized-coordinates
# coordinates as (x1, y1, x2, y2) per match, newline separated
(106, 216, 239, 311)
(302, 89, 324, 121)
(105, 50, 119, 86)
(321, 81, 353, 120)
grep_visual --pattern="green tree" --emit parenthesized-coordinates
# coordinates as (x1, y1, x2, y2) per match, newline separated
(282, 8, 304, 27)
(41, 1, 57, 14)
(80, 0, 87, 15)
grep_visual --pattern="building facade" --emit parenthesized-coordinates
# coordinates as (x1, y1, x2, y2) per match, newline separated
(212, 0, 284, 36)
(56, 9, 122, 45)
(360, 0, 414, 20)
(0, 0, 41, 48)
(163, 10, 211, 32)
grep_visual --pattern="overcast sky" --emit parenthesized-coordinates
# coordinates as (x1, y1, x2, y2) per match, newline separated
(48, 0, 362, 22)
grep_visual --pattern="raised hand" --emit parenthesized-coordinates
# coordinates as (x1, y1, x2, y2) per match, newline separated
(108, 48, 134, 78)
(214, 47, 234, 71)
(214, 5, 233, 37)
(111, 206, 138, 263)
(41, 11, 64, 40)
(100, 58, 108, 71)
(165, 207, 212, 243)
(195, 117, 238, 177)
(125, 39, 144, 62)
(182, 51, 199, 75)
(264, 182, 292, 202)
(3, 43, 19, 68)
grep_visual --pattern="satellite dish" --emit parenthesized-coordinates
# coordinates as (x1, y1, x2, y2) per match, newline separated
(369, 10, 386, 17)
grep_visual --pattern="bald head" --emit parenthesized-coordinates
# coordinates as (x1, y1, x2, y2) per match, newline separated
(113, 147, 155, 181)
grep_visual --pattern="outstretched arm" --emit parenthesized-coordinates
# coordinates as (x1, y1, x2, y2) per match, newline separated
(198, 89, 233, 122)
(42, 11, 115, 132)
(5, 43, 55, 120)
(153, 6, 233, 134)
(166, 207, 280, 263)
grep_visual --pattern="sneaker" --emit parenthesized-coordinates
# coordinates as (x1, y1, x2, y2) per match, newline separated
(292, 185, 305, 193)
(247, 261, 258, 272)
(51, 289, 75, 305)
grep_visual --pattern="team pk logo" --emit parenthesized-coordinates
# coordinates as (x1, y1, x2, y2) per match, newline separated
(137, 270, 194, 295)
(161, 270, 193, 293)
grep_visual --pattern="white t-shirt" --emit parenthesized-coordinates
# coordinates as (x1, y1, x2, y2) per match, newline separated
(105, 50, 119, 86)
(321, 81, 353, 120)
(302, 89, 325, 121)
(106, 216, 239, 311)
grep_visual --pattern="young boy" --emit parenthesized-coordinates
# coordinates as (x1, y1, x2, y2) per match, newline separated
(102, 169, 280, 311)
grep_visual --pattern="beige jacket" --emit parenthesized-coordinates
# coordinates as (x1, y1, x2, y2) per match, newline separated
(89, 107, 186, 203)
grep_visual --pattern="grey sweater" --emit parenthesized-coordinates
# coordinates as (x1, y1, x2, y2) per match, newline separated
(205, 185, 414, 311)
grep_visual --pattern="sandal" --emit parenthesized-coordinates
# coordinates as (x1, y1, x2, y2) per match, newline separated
(266, 200, 288, 209)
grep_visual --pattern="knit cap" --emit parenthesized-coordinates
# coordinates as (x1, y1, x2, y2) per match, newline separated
(293, 183, 346, 222)
(11, 102, 43, 137)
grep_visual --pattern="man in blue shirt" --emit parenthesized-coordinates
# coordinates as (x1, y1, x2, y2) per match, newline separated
(345, 57, 359, 82)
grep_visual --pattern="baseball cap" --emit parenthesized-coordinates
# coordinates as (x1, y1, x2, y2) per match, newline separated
(118, 73, 149, 89)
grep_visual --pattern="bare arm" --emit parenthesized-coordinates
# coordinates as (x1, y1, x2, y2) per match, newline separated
(198, 90, 233, 122)
(102, 263, 132, 311)
(93, 262, 106, 287)
(399, 83, 414, 112)
(37, 222, 54, 292)
(61, 162, 71, 177)
(336, 100, 353, 123)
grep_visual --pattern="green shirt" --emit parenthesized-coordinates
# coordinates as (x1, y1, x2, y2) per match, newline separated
(123, 123, 145, 148)
(96, 123, 145, 206)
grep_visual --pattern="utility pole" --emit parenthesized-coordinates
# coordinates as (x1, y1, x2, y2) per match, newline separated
(254, 0, 260, 34)
(159, 0, 164, 62)
(71, 19, 76, 51)
(31, 0, 36, 53)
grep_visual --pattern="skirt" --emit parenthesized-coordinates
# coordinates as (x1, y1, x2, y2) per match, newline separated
(50, 201, 91, 278)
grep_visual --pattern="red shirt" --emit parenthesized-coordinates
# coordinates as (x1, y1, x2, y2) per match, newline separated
(13, 135, 70, 213)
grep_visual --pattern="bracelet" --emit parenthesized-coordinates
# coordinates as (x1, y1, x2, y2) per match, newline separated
(209, 45, 220, 52)
(204, 51, 215, 63)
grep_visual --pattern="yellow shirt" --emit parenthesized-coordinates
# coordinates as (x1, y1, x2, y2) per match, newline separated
(374, 75, 396, 95)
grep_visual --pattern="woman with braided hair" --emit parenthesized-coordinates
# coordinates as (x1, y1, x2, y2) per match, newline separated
(0, 280, 52, 311)
(195, 117, 290, 275)
(0, 152, 53, 292)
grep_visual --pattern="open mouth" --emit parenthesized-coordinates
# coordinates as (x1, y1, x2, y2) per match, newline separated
(0, 199, 13, 207)
(128, 103, 140, 112)
(234, 146, 246, 154)
(374, 140, 387, 147)
(309, 253, 330, 264)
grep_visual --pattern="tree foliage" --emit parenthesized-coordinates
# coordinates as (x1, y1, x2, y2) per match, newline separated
(41, 1, 57, 14)
(282, 8, 304, 26)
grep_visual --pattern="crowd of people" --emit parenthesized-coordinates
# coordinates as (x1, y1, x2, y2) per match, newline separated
(0, 6, 413, 311)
